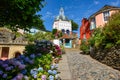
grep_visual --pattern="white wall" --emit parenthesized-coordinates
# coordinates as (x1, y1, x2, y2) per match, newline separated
(53, 20, 72, 31)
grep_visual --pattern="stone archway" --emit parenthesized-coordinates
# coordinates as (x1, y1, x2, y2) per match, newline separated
(15, 51, 21, 58)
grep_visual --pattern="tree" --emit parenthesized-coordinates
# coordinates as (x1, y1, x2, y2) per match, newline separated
(71, 20, 79, 31)
(0, 0, 45, 31)
(25, 31, 52, 43)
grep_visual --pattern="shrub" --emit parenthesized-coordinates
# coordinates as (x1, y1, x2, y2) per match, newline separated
(80, 40, 90, 54)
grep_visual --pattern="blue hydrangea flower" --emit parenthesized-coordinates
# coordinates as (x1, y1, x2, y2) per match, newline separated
(52, 70, 57, 75)
(24, 57, 30, 62)
(24, 75, 29, 80)
(19, 55, 25, 59)
(30, 54, 35, 59)
(21, 69, 27, 75)
(48, 70, 52, 74)
(30, 68, 38, 76)
(38, 67, 43, 71)
(55, 64, 59, 68)
(49, 75, 54, 80)
(51, 65, 55, 69)
(33, 74, 37, 79)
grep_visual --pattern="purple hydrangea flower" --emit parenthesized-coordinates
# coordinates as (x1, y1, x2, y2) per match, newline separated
(0, 60, 3, 65)
(15, 61, 21, 66)
(30, 54, 35, 59)
(8, 59, 15, 65)
(18, 64, 26, 70)
(41, 75, 46, 80)
(16, 73, 23, 80)
(2, 73, 7, 78)
(11, 77, 17, 80)
(33, 74, 37, 79)
(0, 70, 3, 75)
(37, 53, 42, 56)
(2, 64, 8, 68)
(4, 60, 9, 64)
(28, 60, 34, 64)
(5, 67, 12, 71)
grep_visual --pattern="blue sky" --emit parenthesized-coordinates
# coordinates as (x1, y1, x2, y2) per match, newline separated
(39, 0, 120, 36)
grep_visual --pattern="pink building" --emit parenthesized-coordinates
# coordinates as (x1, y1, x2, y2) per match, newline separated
(89, 5, 120, 29)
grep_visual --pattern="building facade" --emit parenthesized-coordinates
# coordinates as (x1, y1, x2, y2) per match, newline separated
(53, 7, 74, 48)
(0, 28, 27, 60)
(80, 18, 91, 40)
(53, 7, 72, 33)
(89, 5, 120, 30)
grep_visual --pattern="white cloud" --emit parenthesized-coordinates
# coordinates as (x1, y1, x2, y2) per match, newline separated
(88, 0, 100, 9)
(83, 9, 94, 18)
(110, 0, 120, 6)
(42, 11, 55, 19)
(94, 1, 99, 5)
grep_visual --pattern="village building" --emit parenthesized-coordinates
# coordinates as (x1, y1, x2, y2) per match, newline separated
(0, 28, 27, 60)
(89, 5, 120, 29)
(80, 5, 120, 41)
(53, 7, 77, 48)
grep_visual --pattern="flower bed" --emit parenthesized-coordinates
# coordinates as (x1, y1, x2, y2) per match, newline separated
(0, 40, 62, 80)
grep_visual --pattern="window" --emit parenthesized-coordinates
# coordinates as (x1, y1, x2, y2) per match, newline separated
(1, 47, 9, 58)
(62, 29, 65, 33)
(103, 11, 110, 21)
(90, 18, 96, 30)
(66, 30, 70, 35)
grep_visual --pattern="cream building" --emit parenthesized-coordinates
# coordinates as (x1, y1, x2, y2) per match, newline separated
(53, 7, 72, 33)
(52, 7, 75, 48)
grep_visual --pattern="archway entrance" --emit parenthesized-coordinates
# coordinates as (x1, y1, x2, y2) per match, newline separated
(15, 52, 21, 58)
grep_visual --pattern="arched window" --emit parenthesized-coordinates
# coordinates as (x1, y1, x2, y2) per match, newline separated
(66, 30, 70, 35)
(62, 29, 65, 33)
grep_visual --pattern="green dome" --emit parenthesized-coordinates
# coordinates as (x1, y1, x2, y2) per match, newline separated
(55, 7, 69, 21)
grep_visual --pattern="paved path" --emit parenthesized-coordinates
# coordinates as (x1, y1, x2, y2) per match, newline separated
(58, 52, 72, 80)
(58, 49, 120, 80)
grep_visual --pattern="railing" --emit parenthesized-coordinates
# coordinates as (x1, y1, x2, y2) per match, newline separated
(0, 40, 28, 45)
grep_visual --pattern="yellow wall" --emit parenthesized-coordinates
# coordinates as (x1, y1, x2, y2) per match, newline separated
(0, 44, 26, 60)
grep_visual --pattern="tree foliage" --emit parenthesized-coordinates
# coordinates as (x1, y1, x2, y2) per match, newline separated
(71, 20, 79, 31)
(0, 0, 45, 31)
(25, 31, 52, 43)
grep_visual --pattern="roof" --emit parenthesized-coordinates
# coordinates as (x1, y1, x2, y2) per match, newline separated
(89, 5, 120, 19)
(60, 33, 77, 39)
(55, 7, 69, 21)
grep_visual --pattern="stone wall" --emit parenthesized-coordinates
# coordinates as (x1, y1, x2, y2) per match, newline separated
(90, 45, 120, 71)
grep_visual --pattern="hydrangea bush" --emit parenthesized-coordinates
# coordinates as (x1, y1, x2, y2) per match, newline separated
(0, 40, 62, 80)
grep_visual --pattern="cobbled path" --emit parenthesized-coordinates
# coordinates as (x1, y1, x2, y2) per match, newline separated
(65, 49, 120, 80)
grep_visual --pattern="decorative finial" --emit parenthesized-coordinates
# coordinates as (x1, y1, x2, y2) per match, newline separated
(59, 7, 64, 16)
